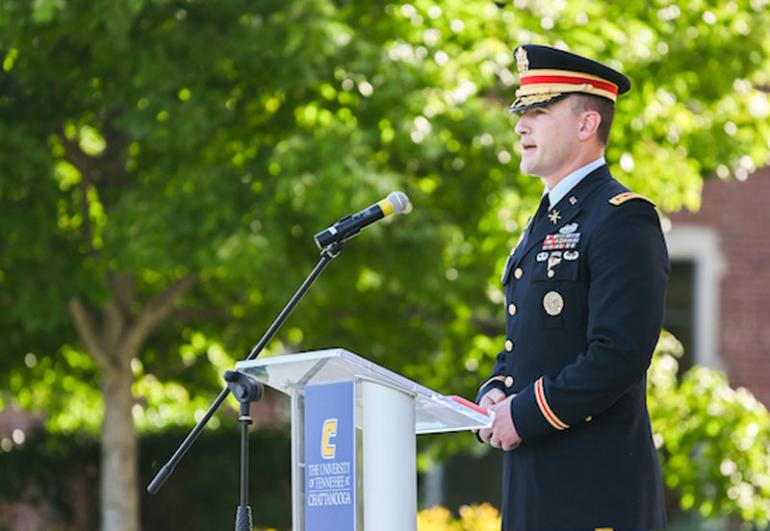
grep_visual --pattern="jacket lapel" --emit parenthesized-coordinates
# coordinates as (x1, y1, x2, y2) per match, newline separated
(511, 165, 611, 269)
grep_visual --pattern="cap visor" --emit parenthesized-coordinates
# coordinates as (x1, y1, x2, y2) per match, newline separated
(508, 93, 568, 113)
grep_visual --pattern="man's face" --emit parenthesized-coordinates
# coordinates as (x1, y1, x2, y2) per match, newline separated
(514, 97, 581, 181)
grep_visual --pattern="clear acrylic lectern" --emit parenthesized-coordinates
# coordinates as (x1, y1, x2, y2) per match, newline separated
(235, 348, 493, 531)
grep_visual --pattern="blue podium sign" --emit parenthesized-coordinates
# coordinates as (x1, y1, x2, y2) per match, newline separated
(304, 381, 356, 531)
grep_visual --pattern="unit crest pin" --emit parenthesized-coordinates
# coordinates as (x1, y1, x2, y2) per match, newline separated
(515, 47, 529, 74)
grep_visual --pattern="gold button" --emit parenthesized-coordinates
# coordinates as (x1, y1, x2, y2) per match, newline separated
(505, 339, 513, 352)
(514, 268, 523, 279)
(585, 416, 593, 422)
(547, 270, 555, 278)
(508, 303, 517, 316)
(504, 376, 514, 388)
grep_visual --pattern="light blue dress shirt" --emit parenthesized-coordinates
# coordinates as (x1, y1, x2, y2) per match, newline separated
(544, 155, 606, 210)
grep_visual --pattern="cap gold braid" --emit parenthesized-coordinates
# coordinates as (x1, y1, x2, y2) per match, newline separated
(511, 66, 620, 111)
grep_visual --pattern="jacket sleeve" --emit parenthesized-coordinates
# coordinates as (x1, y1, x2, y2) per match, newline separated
(510, 200, 669, 439)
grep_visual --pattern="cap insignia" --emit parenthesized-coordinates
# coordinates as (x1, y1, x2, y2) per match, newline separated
(515, 47, 529, 75)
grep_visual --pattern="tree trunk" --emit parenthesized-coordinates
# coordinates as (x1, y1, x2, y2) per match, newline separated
(69, 276, 195, 531)
(101, 362, 139, 531)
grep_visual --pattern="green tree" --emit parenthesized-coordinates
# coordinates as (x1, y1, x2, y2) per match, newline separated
(649, 333, 770, 526)
(1, 0, 769, 530)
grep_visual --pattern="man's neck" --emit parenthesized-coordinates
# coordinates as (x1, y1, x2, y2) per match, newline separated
(542, 149, 605, 190)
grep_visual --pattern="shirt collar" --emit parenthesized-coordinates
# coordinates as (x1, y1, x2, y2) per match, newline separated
(544, 155, 606, 209)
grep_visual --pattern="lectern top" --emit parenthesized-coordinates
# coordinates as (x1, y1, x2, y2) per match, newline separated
(235, 348, 492, 434)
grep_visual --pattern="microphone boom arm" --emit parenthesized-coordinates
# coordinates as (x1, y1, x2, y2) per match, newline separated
(147, 241, 344, 494)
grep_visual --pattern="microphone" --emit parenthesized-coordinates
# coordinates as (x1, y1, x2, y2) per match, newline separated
(314, 191, 411, 249)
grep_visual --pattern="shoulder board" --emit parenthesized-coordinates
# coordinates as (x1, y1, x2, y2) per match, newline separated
(608, 192, 655, 207)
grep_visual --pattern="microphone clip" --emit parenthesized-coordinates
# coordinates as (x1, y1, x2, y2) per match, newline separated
(320, 240, 344, 259)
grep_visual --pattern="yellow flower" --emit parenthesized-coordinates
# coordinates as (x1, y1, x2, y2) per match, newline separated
(418, 503, 500, 531)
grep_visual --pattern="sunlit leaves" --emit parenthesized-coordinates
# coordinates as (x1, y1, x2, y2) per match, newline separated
(649, 333, 770, 525)
(1, 1, 770, 525)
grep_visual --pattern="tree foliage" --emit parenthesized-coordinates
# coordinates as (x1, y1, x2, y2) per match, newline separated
(650, 333, 770, 526)
(1, 0, 769, 528)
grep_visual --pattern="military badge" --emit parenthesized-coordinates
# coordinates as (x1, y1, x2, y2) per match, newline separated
(564, 250, 579, 261)
(543, 291, 564, 316)
(515, 46, 529, 74)
(536, 251, 549, 262)
(547, 252, 562, 276)
(542, 232, 581, 250)
(609, 192, 655, 206)
(548, 209, 562, 224)
(559, 223, 578, 234)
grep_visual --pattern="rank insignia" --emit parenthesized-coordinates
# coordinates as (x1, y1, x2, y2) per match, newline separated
(569, 196, 578, 205)
(609, 192, 655, 206)
(559, 223, 578, 234)
(548, 209, 562, 224)
(542, 232, 581, 250)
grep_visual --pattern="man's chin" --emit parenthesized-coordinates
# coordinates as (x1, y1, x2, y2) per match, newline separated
(519, 161, 540, 177)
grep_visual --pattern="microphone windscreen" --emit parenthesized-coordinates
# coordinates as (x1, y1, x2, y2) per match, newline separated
(388, 191, 412, 214)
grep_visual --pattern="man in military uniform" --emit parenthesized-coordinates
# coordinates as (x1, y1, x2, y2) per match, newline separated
(475, 45, 669, 531)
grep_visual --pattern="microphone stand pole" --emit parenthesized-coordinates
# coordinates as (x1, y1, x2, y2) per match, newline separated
(147, 241, 344, 498)
(224, 369, 264, 531)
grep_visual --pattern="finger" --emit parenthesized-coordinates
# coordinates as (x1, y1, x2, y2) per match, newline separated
(489, 390, 505, 404)
(480, 394, 499, 407)
(503, 440, 520, 452)
(479, 428, 492, 443)
(481, 390, 504, 407)
(490, 438, 500, 449)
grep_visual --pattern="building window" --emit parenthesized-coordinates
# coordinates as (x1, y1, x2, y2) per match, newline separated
(664, 260, 695, 372)
(664, 224, 726, 370)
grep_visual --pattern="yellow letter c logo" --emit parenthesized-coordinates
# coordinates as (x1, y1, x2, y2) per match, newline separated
(321, 418, 338, 459)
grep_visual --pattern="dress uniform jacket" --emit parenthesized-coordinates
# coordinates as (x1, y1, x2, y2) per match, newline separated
(477, 164, 669, 531)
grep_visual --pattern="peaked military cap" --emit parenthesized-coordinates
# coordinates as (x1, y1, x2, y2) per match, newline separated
(510, 44, 631, 112)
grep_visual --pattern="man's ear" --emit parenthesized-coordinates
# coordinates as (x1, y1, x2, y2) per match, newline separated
(577, 110, 601, 142)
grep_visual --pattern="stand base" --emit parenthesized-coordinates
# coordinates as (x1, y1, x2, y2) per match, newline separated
(235, 505, 253, 531)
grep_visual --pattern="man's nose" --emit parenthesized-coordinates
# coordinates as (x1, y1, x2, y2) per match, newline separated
(514, 116, 528, 136)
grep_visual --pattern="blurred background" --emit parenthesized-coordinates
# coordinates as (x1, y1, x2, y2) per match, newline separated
(1, 0, 769, 529)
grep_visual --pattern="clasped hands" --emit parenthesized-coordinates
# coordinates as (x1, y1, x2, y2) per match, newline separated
(475, 388, 522, 451)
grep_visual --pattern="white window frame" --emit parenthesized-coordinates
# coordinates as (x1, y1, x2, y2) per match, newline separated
(664, 224, 726, 370)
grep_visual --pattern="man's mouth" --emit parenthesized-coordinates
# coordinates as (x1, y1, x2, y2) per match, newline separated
(521, 143, 537, 153)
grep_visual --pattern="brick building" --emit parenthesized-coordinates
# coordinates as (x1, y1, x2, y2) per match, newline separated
(666, 168, 770, 407)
